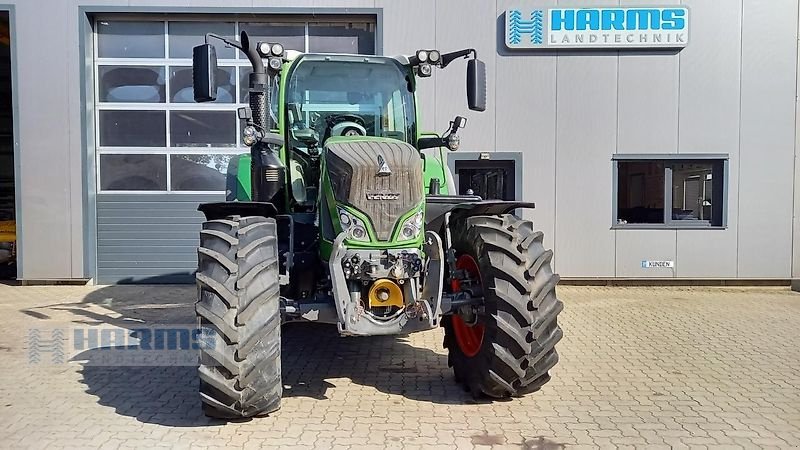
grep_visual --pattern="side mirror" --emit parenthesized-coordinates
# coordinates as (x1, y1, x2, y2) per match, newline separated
(192, 44, 218, 102)
(466, 58, 486, 112)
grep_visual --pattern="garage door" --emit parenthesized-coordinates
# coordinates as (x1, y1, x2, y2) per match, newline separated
(93, 16, 376, 284)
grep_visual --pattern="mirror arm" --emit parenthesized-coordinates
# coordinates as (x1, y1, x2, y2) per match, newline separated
(204, 32, 265, 75)
(204, 33, 243, 51)
(417, 137, 445, 150)
(440, 48, 477, 68)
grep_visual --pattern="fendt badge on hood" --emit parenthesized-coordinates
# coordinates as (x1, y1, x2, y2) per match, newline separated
(366, 190, 400, 201)
(376, 154, 392, 177)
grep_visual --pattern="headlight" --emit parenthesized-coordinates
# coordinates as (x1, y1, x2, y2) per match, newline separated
(271, 43, 284, 56)
(399, 210, 424, 240)
(242, 125, 259, 146)
(337, 207, 370, 242)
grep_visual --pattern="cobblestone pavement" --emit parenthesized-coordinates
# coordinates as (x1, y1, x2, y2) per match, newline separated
(0, 284, 798, 449)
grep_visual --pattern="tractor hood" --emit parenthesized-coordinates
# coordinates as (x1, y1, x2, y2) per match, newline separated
(323, 137, 424, 243)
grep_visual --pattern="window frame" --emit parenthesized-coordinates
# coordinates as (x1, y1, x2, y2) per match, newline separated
(612, 154, 729, 230)
(93, 15, 377, 194)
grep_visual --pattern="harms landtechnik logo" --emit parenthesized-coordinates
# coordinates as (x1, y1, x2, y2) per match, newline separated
(506, 7, 689, 49)
(26, 325, 216, 366)
(508, 10, 545, 45)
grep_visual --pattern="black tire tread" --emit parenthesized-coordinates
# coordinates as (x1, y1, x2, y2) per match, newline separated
(443, 214, 563, 399)
(196, 215, 282, 419)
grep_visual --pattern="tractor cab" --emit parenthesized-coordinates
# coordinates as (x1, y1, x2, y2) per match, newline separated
(285, 54, 415, 146)
(281, 54, 417, 211)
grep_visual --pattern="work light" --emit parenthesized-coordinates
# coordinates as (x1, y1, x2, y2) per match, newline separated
(416, 50, 429, 63)
(428, 50, 441, 64)
(418, 63, 432, 77)
(242, 125, 259, 146)
(257, 42, 285, 58)
(446, 133, 460, 151)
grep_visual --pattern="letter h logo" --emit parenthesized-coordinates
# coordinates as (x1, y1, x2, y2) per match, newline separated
(28, 328, 66, 364)
(508, 10, 544, 45)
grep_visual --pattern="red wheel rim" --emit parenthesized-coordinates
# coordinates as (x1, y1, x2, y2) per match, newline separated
(451, 254, 485, 358)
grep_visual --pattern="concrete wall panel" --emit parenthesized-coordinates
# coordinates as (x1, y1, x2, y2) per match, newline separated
(676, 229, 738, 278)
(495, 0, 558, 259)
(616, 230, 676, 278)
(617, 0, 680, 154)
(554, 52, 618, 277)
(14, 0, 77, 279)
(675, 0, 742, 278)
(737, 0, 797, 278)
(434, 0, 496, 153)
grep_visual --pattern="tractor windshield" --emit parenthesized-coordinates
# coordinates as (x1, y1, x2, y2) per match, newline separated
(285, 55, 416, 148)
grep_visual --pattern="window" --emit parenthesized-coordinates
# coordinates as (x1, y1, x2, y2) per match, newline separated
(617, 161, 665, 224)
(308, 22, 375, 54)
(455, 160, 517, 201)
(285, 56, 416, 146)
(94, 17, 376, 192)
(615, 156, 726, 227)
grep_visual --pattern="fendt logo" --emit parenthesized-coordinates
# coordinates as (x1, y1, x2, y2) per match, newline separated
(365, 190, 400, 201)
(506, 7, 689, 49)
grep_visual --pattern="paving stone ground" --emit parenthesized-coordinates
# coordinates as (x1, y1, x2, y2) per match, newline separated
(0, 283, 798, 449)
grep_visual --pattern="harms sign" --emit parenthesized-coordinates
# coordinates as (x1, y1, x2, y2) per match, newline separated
(506, 7, 689, 49)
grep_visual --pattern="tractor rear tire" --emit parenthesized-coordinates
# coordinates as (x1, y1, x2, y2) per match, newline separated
(443, 214, 563, 398)
(195, 215, 282, 419)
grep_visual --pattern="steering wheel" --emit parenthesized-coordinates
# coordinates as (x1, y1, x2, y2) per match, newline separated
(322, 114, 367, 144)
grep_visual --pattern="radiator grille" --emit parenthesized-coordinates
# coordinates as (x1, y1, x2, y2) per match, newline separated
(325, 140, 423, 240)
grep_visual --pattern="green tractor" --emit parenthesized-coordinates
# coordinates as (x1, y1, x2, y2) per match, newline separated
(191, 31, 563, 418)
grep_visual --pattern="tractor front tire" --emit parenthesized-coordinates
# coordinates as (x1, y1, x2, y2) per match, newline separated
(443, 215, 563, 398)
(195, 216, 282, 419)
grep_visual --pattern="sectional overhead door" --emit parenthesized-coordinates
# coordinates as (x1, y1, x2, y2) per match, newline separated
(92, 15, 375, 283)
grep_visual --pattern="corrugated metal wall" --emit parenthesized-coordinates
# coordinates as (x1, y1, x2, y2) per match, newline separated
(95, 194, 221, 283)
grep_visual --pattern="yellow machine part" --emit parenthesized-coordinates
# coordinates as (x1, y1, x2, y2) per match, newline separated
(0, 221, 15, 244)
(368, 279, 405, 309)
